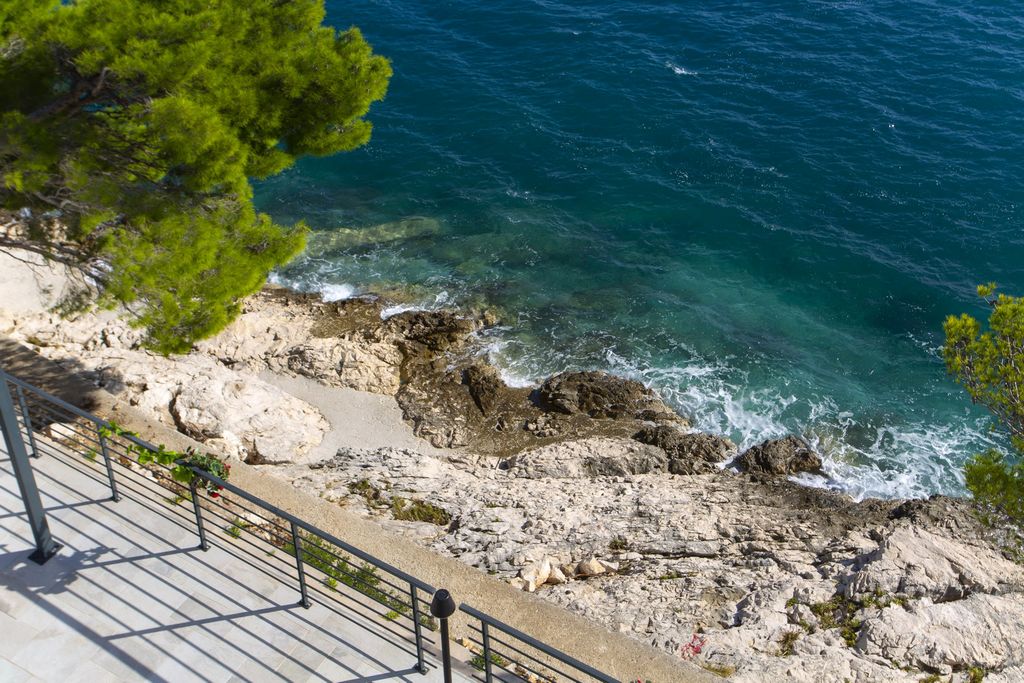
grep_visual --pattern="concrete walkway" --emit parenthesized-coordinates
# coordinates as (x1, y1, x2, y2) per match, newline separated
(0, 443, 476, 682)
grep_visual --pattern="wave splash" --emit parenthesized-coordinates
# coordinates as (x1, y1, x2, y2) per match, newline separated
(486, 334, 994, 502)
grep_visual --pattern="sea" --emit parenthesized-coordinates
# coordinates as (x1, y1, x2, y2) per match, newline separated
(255, 1, 1024, 500)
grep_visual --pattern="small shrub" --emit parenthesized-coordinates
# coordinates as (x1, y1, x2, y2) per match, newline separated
(840, 619, 862, 648)
(469, 651, 509, 672)
(809, 596, 864, 647)
(349, 478, 380, 504)
(967, 667, 986, 683)
(700, 662, 736, 678)
(224, 519, 248, 539)
(777, 630, 800, 657)
(390, 497, 451, 525)
(285, 533, 410, 615)
(809, 598, 841, 630)
(609, 536, 629, 552)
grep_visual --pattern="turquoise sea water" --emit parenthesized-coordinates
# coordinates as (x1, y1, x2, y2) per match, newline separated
(256, 1, 1024, 499)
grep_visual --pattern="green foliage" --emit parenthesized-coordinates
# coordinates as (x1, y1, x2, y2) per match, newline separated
(99, 420, 229, 494)
(224, 520, 246, 539)
(777, 630, 800, 657)
(807, 596, 865, 647)
(699, 662, 737, 678)
(968, 667, 986, 683)
(469, 650, 509, 672)
(965, 449, 1024, 529)
(286, 533, 409, 614)
(944, 286, 1024, 539)
(0, 0, 390, 351)
(944, 286, 1024, 451)
(389, 497, 451, 525)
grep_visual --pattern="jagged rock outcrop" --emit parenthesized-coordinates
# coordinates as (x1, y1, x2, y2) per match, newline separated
(504, 438, 669, 478)
(735, 435, 823, 475)
(169, 374, 329, 465)
(537, 371, 681, 422)
(857, 594, 1024, 675)
(633, 424, 736, 474)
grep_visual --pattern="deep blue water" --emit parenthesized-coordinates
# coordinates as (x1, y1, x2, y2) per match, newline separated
(256, 1, 1024, 499)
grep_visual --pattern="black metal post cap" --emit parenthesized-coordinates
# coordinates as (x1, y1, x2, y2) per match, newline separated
(430, 588, 457, 619)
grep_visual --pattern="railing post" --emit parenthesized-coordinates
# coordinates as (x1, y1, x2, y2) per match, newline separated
(97, 428, 120, 502)
(410, 585, 426, 674)
(290, 522, 311, 608)
(481, 621, 494, 682)
(0, 377, 60, 564)
(430, 589, 456, 683)
(14, 385, 38, 459)
(188, 478, 209, 551)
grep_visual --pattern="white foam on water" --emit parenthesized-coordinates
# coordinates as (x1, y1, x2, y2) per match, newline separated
(481, 333, 540, 388)
(320, 283, 357, 302)
(552, 345, 995, 500)
(666, 61, 697, 76)
(380, 290, 454, 319)
(268, 272, 357, 302)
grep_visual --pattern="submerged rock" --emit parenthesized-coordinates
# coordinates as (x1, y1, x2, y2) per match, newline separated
(735, 435, 822, 475)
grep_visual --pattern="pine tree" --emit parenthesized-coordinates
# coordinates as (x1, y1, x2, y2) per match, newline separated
(0, 0, 391, 352)
(945, 284, 1024, 539)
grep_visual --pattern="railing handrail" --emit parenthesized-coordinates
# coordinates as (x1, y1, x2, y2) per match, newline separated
(459, 602, 619, 683)
(0, 368, 435, 593)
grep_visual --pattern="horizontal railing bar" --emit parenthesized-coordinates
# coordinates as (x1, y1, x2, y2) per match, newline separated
(303, 580, 421, 648)
(188, 467, 435, 593)
(463, 637, 541, 682)
(290, 536, 415, 596)
(465, 633, 571, 681)
(485, 633, 585, 682)
(28, 415, 103, 450)
(459, 604, 617, 683)
(45, 451, 199, 533)
(303, 563, 416, 615)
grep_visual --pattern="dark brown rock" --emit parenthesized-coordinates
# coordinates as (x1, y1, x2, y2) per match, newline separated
(633, 425, 737, 475)
(735, 435, 823, 476)
(537, 371, 664, 419)
(384, 310, 477, 355)
(463, 362, 503, 417)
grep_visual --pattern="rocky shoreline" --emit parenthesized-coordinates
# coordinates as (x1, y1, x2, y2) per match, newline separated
(3, 277, 1023, 682)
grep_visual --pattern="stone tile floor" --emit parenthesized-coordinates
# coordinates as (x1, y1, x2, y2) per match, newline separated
(0, 440, 478, 682)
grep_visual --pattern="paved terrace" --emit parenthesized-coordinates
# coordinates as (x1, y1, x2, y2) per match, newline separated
(0, 440, 477, 683)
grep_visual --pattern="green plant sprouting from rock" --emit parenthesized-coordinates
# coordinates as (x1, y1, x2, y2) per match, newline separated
(284, 532, 435, 630)
(469, 650, 509, 672)
(349, 479, 451, 526)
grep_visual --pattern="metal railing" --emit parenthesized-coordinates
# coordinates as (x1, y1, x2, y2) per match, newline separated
(460, 604, 618, 683)
(0, 368, 622, 683)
